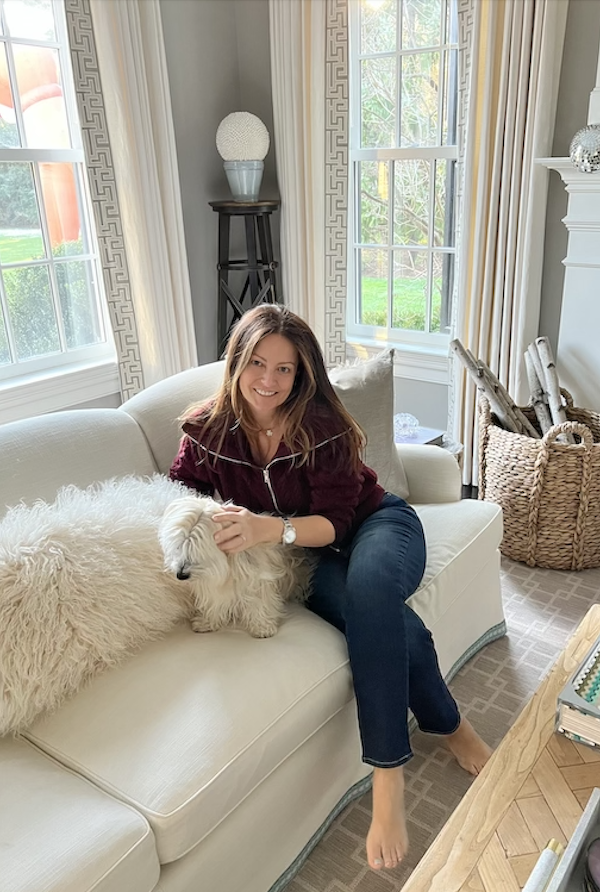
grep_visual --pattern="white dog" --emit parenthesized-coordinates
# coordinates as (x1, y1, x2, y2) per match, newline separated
(159, 495, 313, 638)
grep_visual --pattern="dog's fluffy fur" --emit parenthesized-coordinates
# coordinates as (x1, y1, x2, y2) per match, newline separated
(0, 475, 193, 735)
(159, 495, 313, 639)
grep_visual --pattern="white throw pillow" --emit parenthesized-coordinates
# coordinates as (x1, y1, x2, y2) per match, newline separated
(329, 349, 409, 500)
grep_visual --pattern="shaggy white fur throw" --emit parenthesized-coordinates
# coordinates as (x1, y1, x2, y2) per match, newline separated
(0, 475, 192, 736)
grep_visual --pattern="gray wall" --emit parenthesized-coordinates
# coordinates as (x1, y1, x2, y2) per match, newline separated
(539, 0, 600, 354)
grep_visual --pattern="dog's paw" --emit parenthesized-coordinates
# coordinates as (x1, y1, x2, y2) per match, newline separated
(247, 622, 278, 638)
(191, 616, 221, 633)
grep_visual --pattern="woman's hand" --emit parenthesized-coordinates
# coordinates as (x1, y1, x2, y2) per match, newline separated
(212, 506, 281, 553)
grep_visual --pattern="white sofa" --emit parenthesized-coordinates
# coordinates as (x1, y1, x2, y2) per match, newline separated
(0, 358, 504, 892)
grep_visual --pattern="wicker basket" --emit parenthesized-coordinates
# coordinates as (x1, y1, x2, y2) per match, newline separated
(478, 390, 600, 570)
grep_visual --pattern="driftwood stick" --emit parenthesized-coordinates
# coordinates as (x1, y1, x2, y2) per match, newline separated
(476, 361, 540, 439)
(535, 336, 574, 443)
(527, 342, 547, 402)
(450, 339, 521, 434)
(524, 350, 552, 434)
(451, 339, 540, 436)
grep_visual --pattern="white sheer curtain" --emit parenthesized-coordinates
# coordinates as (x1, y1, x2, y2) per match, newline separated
(89, 0, 197, 387)
(451, 0, 568, 486)
(269, 0, 326, 343)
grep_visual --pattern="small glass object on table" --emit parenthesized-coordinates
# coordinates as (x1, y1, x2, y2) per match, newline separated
(394, 413, 420, 440)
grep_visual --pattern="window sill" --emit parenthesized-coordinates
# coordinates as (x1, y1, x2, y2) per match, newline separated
(346, 337, 450, 385)
(0, 361, 121, 425)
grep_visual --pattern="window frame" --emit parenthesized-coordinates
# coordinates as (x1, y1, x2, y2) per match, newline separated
(347, 0, 458, 365)
(0, 0, 116, 418)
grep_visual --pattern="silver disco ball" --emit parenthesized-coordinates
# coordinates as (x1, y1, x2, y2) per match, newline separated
(569, 124, 600, 173)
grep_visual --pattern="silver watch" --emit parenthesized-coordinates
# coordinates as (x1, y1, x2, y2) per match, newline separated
(281, 517, 297, 545)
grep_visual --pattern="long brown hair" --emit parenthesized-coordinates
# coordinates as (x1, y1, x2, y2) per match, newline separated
(181, 305, 366, 468)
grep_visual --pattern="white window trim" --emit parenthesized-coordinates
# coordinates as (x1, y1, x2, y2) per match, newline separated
(347, 336, 449, 385)
(0, 359, 120, 424)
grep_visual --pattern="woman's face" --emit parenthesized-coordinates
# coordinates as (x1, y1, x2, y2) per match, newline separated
(238, 333, 299, 422)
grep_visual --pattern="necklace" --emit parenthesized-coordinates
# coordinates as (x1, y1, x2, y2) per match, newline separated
(260, 427, 275, 437)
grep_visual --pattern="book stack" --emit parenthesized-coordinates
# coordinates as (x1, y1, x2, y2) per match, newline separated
(557, 634, 600, 747)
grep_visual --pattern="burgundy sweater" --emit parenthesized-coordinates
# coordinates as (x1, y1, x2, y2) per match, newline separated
(169, 403, 385, 545)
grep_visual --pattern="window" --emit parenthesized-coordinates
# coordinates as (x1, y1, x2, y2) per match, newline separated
(0, 0, 114, 397)
(348, 0, 458, 351)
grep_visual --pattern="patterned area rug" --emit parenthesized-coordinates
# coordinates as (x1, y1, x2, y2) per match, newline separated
(285, 556, 600, 892)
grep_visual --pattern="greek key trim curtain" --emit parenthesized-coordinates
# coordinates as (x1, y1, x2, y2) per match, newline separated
(65, 0, 197, 399)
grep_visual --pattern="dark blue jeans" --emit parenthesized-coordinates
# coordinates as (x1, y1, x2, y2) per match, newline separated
(307, 493, 460, 767)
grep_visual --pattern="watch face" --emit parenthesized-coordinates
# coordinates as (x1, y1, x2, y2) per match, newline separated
(283, 524, 297, 544)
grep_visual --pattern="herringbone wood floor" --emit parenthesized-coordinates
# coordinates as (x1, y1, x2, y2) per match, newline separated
(284, 557, 600, 892)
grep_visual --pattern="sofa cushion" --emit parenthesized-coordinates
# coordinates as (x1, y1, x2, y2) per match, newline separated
(0, 409, 157, 515)
(24, 606, 354, 864)
(122, 350, 409, 498)
(0, 736, 159, 892)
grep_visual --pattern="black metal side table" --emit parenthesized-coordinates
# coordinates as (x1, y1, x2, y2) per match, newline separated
(209, 200, 280, 352)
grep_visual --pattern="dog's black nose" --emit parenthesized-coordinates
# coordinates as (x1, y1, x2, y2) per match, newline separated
(176, 569, 190, 581)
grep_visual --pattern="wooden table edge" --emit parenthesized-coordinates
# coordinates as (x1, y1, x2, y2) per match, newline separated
(401, 604, 600, 892)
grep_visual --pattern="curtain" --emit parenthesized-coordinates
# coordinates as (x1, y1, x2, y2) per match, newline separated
(86, 0, 197, 390)
(269, 0, 326, 336)
(450, 0, 568, 486)
(269, 0, 349, 365)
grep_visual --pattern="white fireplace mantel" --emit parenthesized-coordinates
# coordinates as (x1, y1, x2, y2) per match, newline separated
(536, 157, 600, 412)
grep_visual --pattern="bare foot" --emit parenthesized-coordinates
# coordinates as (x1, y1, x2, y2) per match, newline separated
(366, 766, 409, 870)
(443, 717, 492, 775)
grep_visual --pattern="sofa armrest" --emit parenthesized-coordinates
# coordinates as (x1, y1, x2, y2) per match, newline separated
(396, 443, 461, 504)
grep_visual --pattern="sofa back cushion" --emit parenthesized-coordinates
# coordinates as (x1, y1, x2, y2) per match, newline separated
(121, 351, 409, 499)
(0, 409, 157, 515)
(120, 361, 228, 477)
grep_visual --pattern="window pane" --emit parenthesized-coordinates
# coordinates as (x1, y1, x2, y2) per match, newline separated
(402, 0, 442, 49)
(400, 51, 439, 146)
(361, 0, 397, 54)
(359, 248, 388, 326)
(360, 160, 389, 245)
(432, 250, 453, 332)
(393, 158, 429, 246)
(0, 162, 45, 263)
(39, 162, 82, 251)
(13, 45, 71, 149)
(361, 56, 396, 148)
(56, 259, 103, 349)
(0, 309, 10, 364)
(392, 249, 426, 330)
(433, 158, 455, 246)
(4, 0, 57, 41)
(3, 264, 60, 359)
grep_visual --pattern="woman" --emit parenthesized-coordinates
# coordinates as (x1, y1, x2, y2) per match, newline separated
(170, 304, 491, 871)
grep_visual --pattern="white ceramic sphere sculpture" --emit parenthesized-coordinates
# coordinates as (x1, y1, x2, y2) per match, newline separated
(216, 112, 270, 162)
